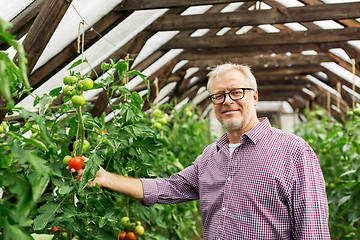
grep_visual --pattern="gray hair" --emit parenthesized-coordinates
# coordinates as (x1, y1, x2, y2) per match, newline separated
(207, 63, 257, 93)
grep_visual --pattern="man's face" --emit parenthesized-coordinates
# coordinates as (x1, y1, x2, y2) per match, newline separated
(211, 69, 258, 133)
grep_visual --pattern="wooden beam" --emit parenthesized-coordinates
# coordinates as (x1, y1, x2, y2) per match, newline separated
(149, 3, 360, 31)
(180, 53, 334, 69)
(22, 0, 72, 74)
(162, 27, 360, 49)
(113, 0, 251, 11)
(0, 0, 43, 50)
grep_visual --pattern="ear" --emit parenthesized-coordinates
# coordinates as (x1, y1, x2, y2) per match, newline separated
(253, 90, 259, 106)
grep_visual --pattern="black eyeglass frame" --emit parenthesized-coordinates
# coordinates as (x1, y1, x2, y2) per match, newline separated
(209, 87, 254, 104)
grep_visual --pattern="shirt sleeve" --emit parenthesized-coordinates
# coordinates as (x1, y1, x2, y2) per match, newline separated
(291, 145, 330, 239)
(141, 163, 200, 207)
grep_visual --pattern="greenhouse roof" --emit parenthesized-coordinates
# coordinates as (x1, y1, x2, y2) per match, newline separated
(1, 0, 360, 121)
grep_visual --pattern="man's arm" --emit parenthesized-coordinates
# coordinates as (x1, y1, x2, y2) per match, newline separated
(291, 147, 330, 239)
(70, 166, 144, 201)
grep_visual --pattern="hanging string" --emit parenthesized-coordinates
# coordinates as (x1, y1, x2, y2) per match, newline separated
(70, 2, 131, 58)
(351, 59, 356, 109)
(77, 20, 85, 77)
(336, 82, 341, 110)
(327, 91, 331, 117)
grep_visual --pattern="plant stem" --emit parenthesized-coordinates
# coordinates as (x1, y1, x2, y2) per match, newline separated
(75, 106, 85, 156)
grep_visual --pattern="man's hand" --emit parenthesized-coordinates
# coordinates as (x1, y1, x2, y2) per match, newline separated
(67, 164, 107, 188)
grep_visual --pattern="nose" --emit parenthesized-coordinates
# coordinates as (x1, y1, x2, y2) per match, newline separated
(222, 93, 234, 104)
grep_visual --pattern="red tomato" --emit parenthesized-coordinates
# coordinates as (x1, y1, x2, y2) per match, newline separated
(126, 232, 137, 240)
(68, 156, 84, 171)
(51, 226, 60, 233)
(119, 231, 127, 240)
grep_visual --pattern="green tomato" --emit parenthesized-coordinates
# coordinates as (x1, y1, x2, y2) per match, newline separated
(153, 122, 162, 129)
(120, 216, 130, 227)
(0, 122, 7, 133)
(63, 86, 76, 97)
(73, 139, 90, 152)
(158, 117, 167, 124)
(63, 155, 72, 165)
(63, 75, 78, 86)
(152, 108, 162, 118)
(185, 110, 192, 117)
(61, 231, 68, 239)
(71, 95, 86, 106)
(79, 78, 94, 91)
(346, 111, 354, 117)
(353, 108, 360, 115)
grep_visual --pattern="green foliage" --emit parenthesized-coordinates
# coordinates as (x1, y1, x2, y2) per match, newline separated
(0, 18, 30, 105)
(295, 108, 360, 239)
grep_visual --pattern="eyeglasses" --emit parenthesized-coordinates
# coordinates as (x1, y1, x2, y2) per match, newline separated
(209, 88, 254, 104)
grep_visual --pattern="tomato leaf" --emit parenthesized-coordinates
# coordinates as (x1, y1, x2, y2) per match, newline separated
(33, 202, 62, 230)
(79, 154, 103, 191)
(68, 58, 88, 70)
(2, 171, 34, 226)
(49, 86, 62, 97)
(4, 222, 33, 240)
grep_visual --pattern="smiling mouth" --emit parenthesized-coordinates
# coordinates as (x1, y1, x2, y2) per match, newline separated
(222, 109, 239, 114)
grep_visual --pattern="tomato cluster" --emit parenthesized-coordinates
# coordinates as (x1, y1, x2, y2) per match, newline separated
(118, 216, 145, 240)
(62, 75, 94, 106)
(150, 108, 169, 130)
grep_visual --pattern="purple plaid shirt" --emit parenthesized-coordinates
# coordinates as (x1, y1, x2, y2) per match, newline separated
(141, 118, 330, 239)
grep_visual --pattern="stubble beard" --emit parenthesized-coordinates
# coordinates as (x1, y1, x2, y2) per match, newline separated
(217, 111, 252, 132)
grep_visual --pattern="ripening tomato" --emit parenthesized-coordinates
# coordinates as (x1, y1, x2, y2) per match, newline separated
(71, 95, 86, 106)
(134, 225, 144, 236)
(79, 78, 94, 91)
(51, 226, 60, 233)
(68, 156, 84, 171)
(126, 232, 137, 240)
(119, 231, 127, 240)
